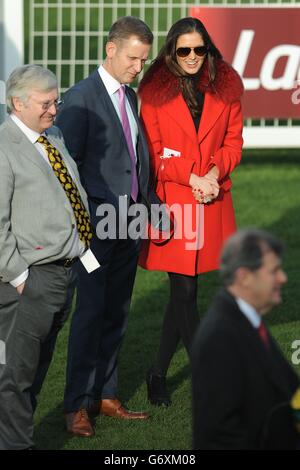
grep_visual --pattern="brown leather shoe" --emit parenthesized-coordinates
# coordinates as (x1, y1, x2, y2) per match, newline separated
(65, 409, 95, 437)
(100, 399, 149, 420)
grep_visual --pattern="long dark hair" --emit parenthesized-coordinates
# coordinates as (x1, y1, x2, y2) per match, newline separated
(154, 17, 222, 116)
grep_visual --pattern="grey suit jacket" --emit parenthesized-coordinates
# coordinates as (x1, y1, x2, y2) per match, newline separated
(0, 117, 89, 283)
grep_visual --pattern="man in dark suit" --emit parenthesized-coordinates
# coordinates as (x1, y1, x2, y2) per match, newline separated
(192, 229, 300, 450)
(0, 65, 91, 449)
(56, 16, 153, 436)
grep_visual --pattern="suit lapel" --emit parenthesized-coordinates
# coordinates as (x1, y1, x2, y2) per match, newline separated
(90, 71, 124, 136)
(233, 301, 293, 397)
(161, 92, 226, 144)
(243, 322, 288, 394)
(126, 88, 145, 167)
(6, 118, 53, 177)
(125, 87, 138, 122)
(263, 335, 296, 397)
(198, 93, 226, 143)
(219, 290, 293, 398)
(90, 72, 148, 186)
(164, 94, 197, 142)
(91, 72, 138, 168)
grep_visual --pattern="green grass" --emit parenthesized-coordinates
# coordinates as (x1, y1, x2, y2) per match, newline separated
(33, 149, 300, 449)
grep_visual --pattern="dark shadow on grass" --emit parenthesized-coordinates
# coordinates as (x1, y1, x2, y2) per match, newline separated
(34, 400, 105, 450)
(34, 403, 73, 450)
(168, 363, 191, 394)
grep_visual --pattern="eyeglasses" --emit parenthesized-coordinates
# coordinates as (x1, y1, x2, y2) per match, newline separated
(176, 46, 207, 58)
(31, 97, 63, 111)
(40, 98, 63, 111)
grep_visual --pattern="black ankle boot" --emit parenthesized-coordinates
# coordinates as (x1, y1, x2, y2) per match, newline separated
(146, 371, 172, 406)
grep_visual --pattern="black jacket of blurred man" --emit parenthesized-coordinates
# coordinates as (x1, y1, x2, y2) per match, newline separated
(192, 228, 300, 450)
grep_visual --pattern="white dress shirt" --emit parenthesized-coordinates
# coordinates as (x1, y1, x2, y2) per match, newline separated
(236, 297, 262, 328)
(98, 65, 138, 162)
(10, 114, 85, 287)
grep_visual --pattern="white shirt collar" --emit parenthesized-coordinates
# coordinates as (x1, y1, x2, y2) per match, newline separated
(236, 297, 261, 328)
(10, 114, 43, 143)
(98, 65, 121, 96)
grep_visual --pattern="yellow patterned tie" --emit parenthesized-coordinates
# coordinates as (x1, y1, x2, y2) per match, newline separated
(37, 135, 92, 247)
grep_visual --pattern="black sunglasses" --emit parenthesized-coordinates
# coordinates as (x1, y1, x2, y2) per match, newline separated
(176, 46, 207, 58)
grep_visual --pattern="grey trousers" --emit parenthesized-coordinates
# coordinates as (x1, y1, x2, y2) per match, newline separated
(0, 263, 76, 450)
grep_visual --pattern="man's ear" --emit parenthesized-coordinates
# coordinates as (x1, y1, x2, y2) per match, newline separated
(235, 267, 253, 287)
(12, 96, 24, 112)
(106, 41, 117, 58)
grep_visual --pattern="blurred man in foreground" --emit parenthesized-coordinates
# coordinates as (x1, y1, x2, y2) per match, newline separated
(192, 228, 300, 450)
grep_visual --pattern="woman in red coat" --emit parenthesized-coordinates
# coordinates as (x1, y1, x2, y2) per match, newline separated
(138, 17, 243, 406)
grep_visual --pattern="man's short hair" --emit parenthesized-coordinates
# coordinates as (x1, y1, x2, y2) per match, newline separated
(220, 228, 284, 287)
(6, 64, 57, 114)
(108, 16, 153, 45)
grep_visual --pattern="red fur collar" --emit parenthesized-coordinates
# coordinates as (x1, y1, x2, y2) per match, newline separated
(138, 59, 243, 106)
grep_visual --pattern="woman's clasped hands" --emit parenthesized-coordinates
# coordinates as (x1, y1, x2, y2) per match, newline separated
(189, 170, 219, 204)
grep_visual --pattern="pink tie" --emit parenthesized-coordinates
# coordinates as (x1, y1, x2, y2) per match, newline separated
(117, 85, 139, 202)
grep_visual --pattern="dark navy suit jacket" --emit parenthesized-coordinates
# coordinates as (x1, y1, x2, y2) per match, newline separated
(56, 70, 150, 225)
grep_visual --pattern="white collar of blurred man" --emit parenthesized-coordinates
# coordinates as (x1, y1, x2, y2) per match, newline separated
(103, 35, 151, 85)
(228, 249, 287, 316)
(11, 88, 59, 134)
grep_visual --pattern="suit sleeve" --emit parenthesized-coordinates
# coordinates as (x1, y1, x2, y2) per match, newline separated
(0, 150, 29, 282)
(208, 100, 243, 182)
(140, 102, 195, 187)
(55, 89, 88, 167)
(192, 327, 250, 450)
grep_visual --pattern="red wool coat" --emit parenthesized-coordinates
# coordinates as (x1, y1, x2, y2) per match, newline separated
(138, 59, 244, 275)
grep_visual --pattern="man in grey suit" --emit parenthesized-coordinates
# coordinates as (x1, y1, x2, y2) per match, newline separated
(0, 64, 92, 450)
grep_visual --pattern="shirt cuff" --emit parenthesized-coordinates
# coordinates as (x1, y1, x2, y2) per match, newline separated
(10, 269, 29, 288)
